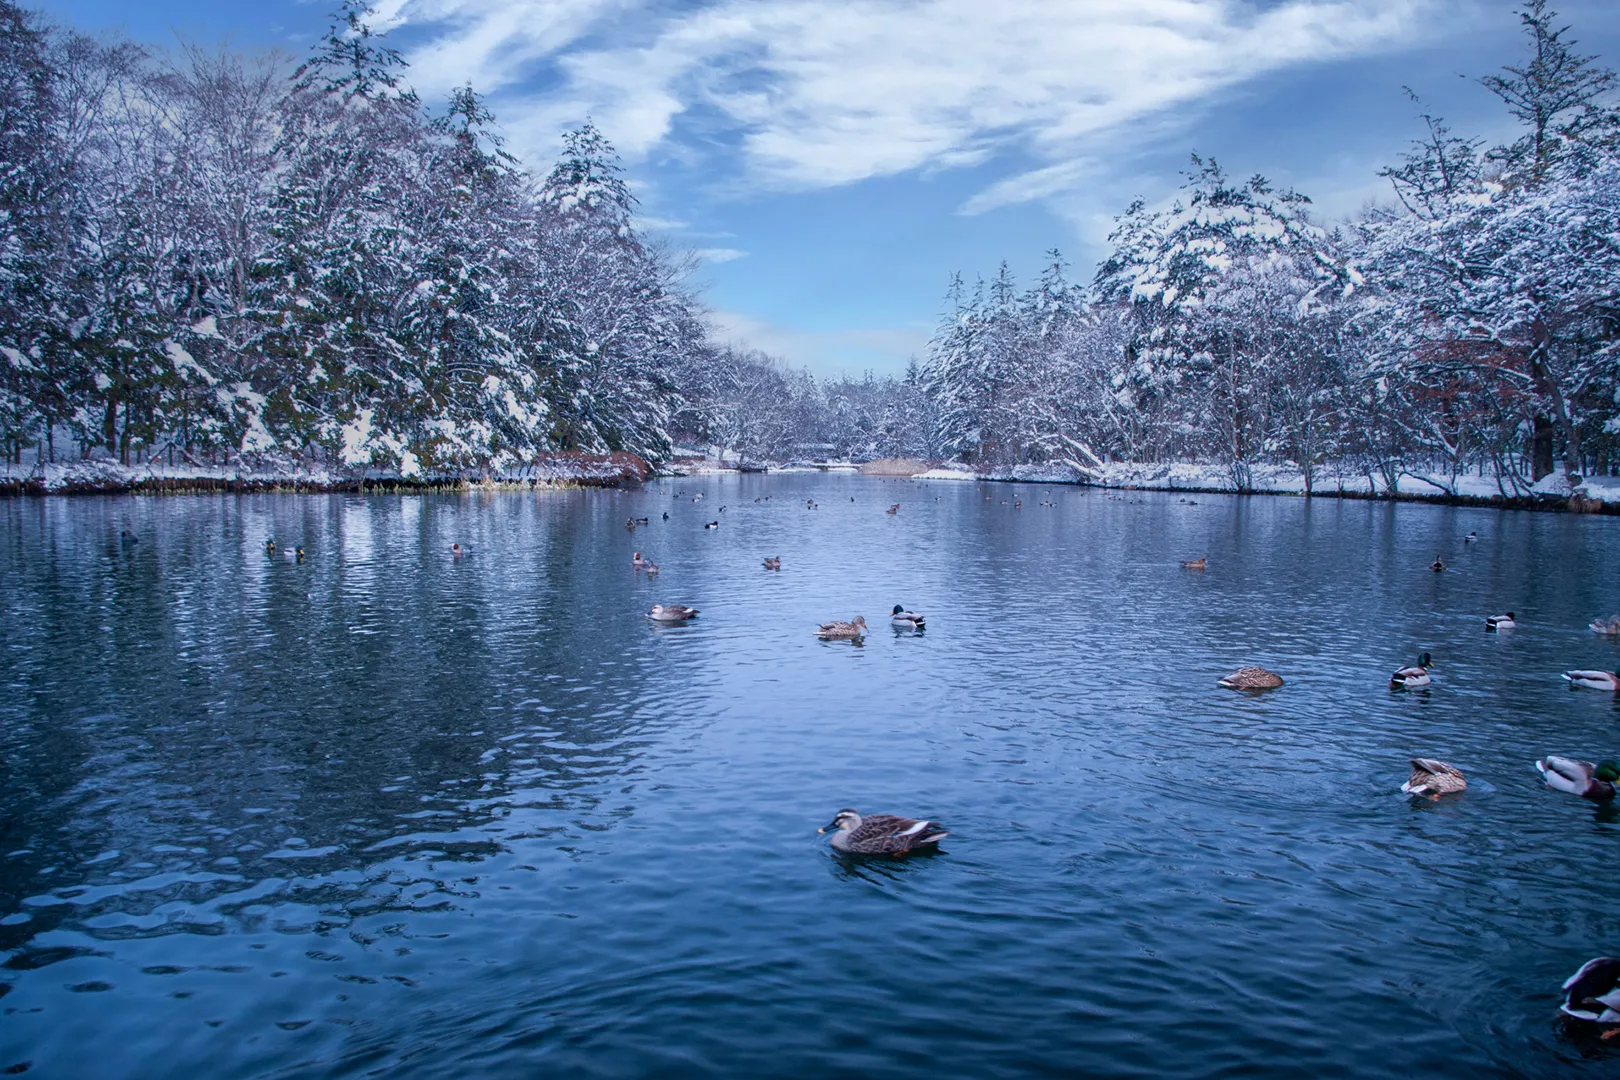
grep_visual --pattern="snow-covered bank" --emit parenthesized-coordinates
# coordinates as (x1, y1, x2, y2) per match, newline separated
(0, 452, 652, 494)
(911, 460, 1619, 513)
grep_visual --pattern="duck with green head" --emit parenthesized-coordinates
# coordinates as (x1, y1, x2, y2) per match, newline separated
(1390, 653, 1434, 689)
(1536, 756, 1620, 801)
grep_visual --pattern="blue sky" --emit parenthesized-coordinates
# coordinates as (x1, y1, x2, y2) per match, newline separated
(37, 0, 1620, 378)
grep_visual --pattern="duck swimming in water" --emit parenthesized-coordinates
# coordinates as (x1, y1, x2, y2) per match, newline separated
(1562, 669, 1620, 691)
(816, 616, 867, 639)
(1589, 615, 1620, 637)
(632, 552, 650, 569)
(1536, 756, 1620, 800)
(1429, 555, 1445, 572)
(1401, 759, 1467, 799)
(890, 605, 925, 630)
(1486, 611, 1516, 631)
(1390, 653, 1434, 689)
(647, 604, 698, 623)
(265, 539, 276, 557)
(1561, 958, 1620, 1034)
(819, 809, 948, 856)
(1218, 667, 1283, 690)
(1181, 556, 1206, 571)
(763, 556, 781, 571)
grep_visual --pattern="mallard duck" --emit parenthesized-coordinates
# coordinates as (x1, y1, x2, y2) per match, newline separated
(1181, 556, 1206, 570)
(1536, 756, 1620, 800)
(763, 556, 781, 571)
(1429, 555, 1445, 572)
(1401, 758, 1467, 798)
(887, 503, 899, 514)
(450, 542, 465, 558)
(647, 604, 699, 623)
(644, 562, 659, 575)
(704, 520, 719, 529)
(819, 809, 948, 855)
(1486, 611, 1516, 631)
(1590, 616, 1620, 636)
(816, 616, 868, 639)
(661, 511, 669, 521)
(265, 539, 277, 556)
(632, 551, 649, 568)
(625, 518, 637, 532)
(1463, 531, 1479, 543)
(1390, 653, 1434, 689)
(890, 605, 925, 630)
(295, 545, 305, 564)
(635, 517, 649, 524)
(1563, 669, 1620, 691)
(1562, 957, 1620, 1031)
(119, 529, 139, 545)
(1219, 666, 1283, 690)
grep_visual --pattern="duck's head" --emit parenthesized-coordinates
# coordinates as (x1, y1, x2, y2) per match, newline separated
(1418, 652, 1434, 669)
(1505, 612, 1515, 620)
(819, 809, 861, 834)
(1598, 761, 1620, 783)
(892, 605, 905, 616)
(854, 616, 868, 631)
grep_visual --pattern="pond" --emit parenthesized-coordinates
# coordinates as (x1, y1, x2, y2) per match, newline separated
(2, 476, 1619, 1078)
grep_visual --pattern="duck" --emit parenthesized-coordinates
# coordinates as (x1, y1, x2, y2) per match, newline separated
(625, 517, 637, 532)
(662, 511, 669, 521)
(265, 539, 277, 557)
(295, 545, 305, 564)
(887, 503, 899, 514)
(1429, 555, 1445, 572)
(1590, 615, 1620, 636)
(644, 562, 660, 575)
(647, 604, 699, 623)
(635, 517, 649, 525)
(819, 809, 948, 856)
(1535, 756, 1620, 800)
(450, 542, 465, 558)
(1562, 668, 1620, 691)
(1218, 666, 1283, 690)
(119, 529, 139, 545)
(1181, 556, 1206, 571)
(704, 520, 719, 529)
(1561, 957, 1620, 1031)
(1464, 531, 1479, 543)
(632, 551, 650, 569)
(1401, 758, 1467, 799)
(763, 556, 781, 571)
(1486, 611, 1516, 631)
(816, 616, 868, 639)
(890, 605, 925, 630)
(1390, 653, 1434, 689)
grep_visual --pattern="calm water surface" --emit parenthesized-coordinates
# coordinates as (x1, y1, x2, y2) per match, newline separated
(3, 477, 1620, 1078)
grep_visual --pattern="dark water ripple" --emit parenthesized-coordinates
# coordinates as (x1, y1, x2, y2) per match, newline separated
(2, 478, 1619, 1077)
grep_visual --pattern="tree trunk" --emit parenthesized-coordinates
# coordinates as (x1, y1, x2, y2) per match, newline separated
(1531, 416, 1554, 481)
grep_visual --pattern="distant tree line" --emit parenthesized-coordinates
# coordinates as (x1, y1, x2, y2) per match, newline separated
(1, 1, 1615, 493)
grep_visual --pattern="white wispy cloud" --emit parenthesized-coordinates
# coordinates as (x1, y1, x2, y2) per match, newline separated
(707, 309, 930, 375)
(693, 247, 747, 263)
(383, 0, 1434, 208)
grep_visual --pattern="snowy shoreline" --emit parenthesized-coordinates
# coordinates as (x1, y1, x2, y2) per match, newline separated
(0, 452, 653, 495)
(3, 454, 1615, 514)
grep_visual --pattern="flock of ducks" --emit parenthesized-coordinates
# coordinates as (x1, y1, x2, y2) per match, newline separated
(1195, 540, 1620, 1036)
